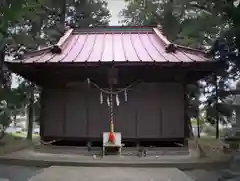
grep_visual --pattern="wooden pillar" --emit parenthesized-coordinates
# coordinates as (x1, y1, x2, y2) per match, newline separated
(62, 86, 67, 137)
(182, 73, 190, 146)
(86, 79, 91, 149)
(184, 82, 189, 138)
(39, 88, 44, 138)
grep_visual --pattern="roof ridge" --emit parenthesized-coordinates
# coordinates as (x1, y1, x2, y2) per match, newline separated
(74, 25, 156, 30)
(175, 44, 207, 54)
(21, 46, 52, 59)
(153, 28, 171, 46)
(50, 28, 74, 54)
(17, 28, 74, 59)
(153, 27, 206, 55)
(56, 28, 74, 48)
(153, 28, 178, 53)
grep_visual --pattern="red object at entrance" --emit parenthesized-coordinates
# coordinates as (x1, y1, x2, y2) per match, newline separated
(108, 132, 116, 144)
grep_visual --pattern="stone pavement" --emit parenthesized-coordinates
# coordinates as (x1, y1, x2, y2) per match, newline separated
(28, 167, 194, 181)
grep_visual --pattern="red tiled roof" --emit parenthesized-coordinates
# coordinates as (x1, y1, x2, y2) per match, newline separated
(7, 26, 209, 64)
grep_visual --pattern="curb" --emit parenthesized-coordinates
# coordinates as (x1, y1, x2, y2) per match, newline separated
(0, 157, 230, 170)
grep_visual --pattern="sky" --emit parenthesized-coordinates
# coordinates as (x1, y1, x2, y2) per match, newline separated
(107, 0, 126, 25)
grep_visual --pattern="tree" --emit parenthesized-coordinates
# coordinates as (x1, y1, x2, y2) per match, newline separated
(66, 0, 110, 28)
(36, 0, 110, 44)
(120, 0, 240, 138)
(0, 0, 39, 87)
(0, 100, 11, 140)
(0, 0, 110, 140)
(26, 82, 35, 140)
(120, 0, 225, 48)
(0, 0, 44, 140)
(201, 1, 240, 131)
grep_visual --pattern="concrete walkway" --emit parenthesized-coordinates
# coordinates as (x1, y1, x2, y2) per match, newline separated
(0, 164, 224, 181)
(28, 167, 194, 181)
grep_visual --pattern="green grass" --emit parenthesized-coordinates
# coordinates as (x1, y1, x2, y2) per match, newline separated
(10, 132, 39, 138)
(0, 133, 39, 156)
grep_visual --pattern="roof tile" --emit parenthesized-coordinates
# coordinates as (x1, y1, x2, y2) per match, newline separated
(7, 26, 209, 64)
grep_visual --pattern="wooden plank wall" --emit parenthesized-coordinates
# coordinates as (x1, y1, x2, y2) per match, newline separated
(41, 82, 184, 140)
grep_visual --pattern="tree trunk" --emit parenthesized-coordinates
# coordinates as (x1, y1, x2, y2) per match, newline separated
(188, 118, 194, 138)
(0, 40, 5, 140)
(215, 74, 219, 139)
(197, 108, 200, 138)
(0, 47, 4, 89)
(0, 127, 5, 140)
(27, 83, 34, 140)
(0, 35, 5, 89)
(59, 0, 66, 25)
(13, 114, 17, 127)
(197, 118, 200, 138)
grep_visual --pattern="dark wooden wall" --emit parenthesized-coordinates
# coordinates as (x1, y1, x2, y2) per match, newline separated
(41, 82, 184, 141)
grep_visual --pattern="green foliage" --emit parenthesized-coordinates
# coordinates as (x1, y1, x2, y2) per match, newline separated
(0, 0, 111, 137)
(0, 100, 11, 129)
(1, 0, 110, 53)
(191, 117, 204, 126)
(121, 0, 240, 129)
(66, 0, 110, 28)
(120, 0, 225, 48)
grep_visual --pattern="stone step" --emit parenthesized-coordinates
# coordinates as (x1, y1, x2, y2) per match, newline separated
(34, 145, 189, 156)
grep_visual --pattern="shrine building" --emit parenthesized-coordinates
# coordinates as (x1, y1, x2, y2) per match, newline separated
(5, 26, 218, 147)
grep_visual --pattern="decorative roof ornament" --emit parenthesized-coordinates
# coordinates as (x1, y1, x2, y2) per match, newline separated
(50, 45, 62, 54)
(165, 43, 177, 53)
(14, 46, 26, 60)
(50, 28, 74, 54)
(157, 24, 162, 31)
(153, 27, 177, 53)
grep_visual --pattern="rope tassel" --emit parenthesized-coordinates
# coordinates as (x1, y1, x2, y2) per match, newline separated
(116, 94, 120, 106)
(100, 92, 103, 104)
(107, 96, 110, 107)
(124, 89, 128, 102)
(87, 78, 90, 89)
